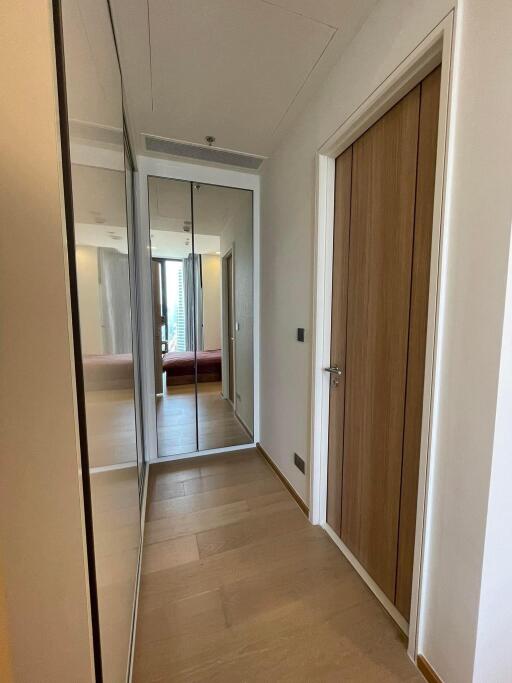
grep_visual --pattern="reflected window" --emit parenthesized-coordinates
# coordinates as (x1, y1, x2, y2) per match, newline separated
(165, 260, 186, 352)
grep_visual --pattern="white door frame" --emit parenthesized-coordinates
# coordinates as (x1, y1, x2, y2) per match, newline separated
(135, 156, 260, 463)
(309, 12, 455, 661)
(221, 248, 235, 406)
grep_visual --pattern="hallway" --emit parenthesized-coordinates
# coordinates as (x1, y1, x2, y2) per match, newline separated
(133, 449, 421, 681)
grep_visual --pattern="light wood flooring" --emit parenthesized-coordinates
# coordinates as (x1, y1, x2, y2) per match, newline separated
(86, 388, 138, 467)
(156, 381, 251, 457)
(133, 449, 422, 682)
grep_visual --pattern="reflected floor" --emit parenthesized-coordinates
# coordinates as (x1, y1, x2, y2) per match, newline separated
(157, 381, 251, 456)
(86, 388, 138, 468)
(90, 466, 140, 683)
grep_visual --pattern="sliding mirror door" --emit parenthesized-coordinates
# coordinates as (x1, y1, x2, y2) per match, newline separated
(148, 178, 254, 457)
(60, 0, 141, 679)
(125, 143, 145, 496)
(194, 184, 254, 451)
(148, 178, 197, 456)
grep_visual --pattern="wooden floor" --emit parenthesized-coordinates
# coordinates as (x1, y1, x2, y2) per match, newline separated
(156, 382, 251, 457)
(133, 449, 422, 682)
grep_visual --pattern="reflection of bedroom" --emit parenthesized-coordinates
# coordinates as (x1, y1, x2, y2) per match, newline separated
(149, 177, 254, 456)
(73, 164, 139, 468)
(73, 167, 254, 463)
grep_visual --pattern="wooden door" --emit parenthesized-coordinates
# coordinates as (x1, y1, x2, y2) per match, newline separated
(395, 66, 441, 616)
(226, 252, 235, 403)
(326, 66, 441, 617)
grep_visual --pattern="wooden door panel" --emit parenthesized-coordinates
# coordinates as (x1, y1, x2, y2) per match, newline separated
(395, 66, 442, 617)
(340, 86, 421, 600)
(326, 147, 353, 535)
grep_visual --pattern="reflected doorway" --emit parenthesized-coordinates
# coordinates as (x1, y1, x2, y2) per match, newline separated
(148, 177, 254, 457)
(224, 250, 235, 404)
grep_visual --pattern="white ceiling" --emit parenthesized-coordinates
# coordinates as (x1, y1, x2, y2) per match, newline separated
(72, 164, 126, 226)
(72, 167, 247, 257)
(148, 177, 248, 257)
(149, 177, 250, 235)
(76, 223, 221, 259)
(109, 0, 378, 159)
(62, 0, 122, 131)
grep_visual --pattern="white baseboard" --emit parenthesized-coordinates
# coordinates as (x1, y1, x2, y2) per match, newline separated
(127, 461, 149, 683)
(148, 442, 255, 465)
(322, 522, 409, 636)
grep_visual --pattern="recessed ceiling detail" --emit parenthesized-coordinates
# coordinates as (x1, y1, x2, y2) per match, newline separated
(109, 0, 379, 158)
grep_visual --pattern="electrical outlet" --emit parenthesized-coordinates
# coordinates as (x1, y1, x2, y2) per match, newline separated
(294, 453, 305, 474)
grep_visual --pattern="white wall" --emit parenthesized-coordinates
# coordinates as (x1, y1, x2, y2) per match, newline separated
(472, 234, 512, 683)
(221, 192, 254, 434)
(0, 2, 94, 680)
(260, 0, 512, 680)
(419, 2, 512, 679)
(76, 245, 103, 354)
(201, 254, 222, 350)
(261, 0, 453, 504)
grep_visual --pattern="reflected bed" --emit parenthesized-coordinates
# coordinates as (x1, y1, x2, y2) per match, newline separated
(163, 349, 222, 386)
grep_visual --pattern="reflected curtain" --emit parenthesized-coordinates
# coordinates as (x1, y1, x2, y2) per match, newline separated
(183, 254, 203, 352)
(98, 247, 132, 354)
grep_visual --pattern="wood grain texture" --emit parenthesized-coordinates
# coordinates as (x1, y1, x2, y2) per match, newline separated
(326, 147, 352, 536)
(134, 449, 421, 682)
(417, 654, 444, 683)
(396, 66, 442, 618)
(142, 535, 199, 575)
(340, 86, 421, 601)
(156, 381, 251, 457)
(256, 442, 309, 516)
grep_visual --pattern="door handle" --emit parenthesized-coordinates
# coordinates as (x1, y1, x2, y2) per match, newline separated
(324, 366, 342, 376)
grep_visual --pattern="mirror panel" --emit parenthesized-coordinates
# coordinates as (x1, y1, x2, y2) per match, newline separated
(148, 178, 254, 457)
(61, 0, 141, 679)
(148, 177, 198, 456)
(125, 149, 145, 494)
(193, 184, 254, 451)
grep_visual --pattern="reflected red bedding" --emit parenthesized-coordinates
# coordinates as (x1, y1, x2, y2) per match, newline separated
(163, 349, 221, 374)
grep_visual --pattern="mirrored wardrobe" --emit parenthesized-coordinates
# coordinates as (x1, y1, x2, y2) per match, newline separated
(148, 177, 254, 457)
(59, 0, 143, 679)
